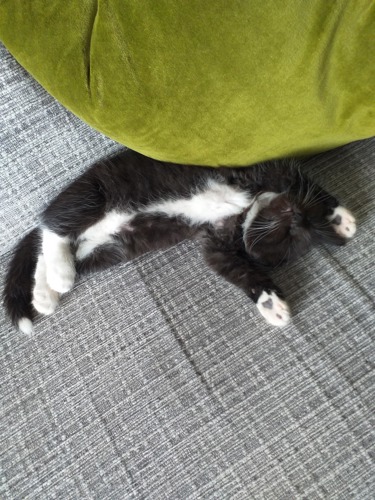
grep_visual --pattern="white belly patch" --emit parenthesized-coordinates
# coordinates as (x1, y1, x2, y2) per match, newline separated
(146, 180, 252, 225)
(76, 181, 253, 259)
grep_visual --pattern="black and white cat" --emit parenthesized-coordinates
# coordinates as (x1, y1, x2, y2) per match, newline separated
(3, 149, 356, 334)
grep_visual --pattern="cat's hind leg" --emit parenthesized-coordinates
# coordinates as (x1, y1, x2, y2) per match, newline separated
(32, 253, 60, 315)
(75, 211, 134, 261)
(40, 171, 109, 293)
(42, 229, 75, 293)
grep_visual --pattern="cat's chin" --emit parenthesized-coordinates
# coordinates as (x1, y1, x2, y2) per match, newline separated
(256, 291, 291, 327)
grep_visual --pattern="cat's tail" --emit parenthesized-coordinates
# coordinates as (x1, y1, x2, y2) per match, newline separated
(3, 228, 40, 335)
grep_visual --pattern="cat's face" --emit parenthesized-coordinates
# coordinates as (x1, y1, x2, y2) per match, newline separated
(244, 193, 344, 267)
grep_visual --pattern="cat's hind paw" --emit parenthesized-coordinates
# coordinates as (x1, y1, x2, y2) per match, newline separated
(32, 285, 59, 315)
(33, 254, 60, 314)
(46, 264, 75, 293)
(329, 206, 356, 239)
(256, 291, 291, 327)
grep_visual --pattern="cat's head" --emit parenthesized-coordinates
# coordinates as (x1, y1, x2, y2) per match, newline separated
(243, 191, 344, 267)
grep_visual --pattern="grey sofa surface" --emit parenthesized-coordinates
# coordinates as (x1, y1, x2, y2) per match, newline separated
(1, 43, 374, 499)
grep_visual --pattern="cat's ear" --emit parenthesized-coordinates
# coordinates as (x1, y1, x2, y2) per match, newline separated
(313, 226, 346, 246)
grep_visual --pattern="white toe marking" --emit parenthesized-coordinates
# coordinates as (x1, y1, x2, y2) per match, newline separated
(42, 229, 75, 293)
(32, 254, 60, 315)
(256, 290, 291, 327)
(328, 206, 356, 238)
(18, 317, 33, 335)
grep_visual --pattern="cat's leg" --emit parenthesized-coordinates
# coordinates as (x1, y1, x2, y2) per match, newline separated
(32, 253, 60, 314)
(202, 246, 290, 327)
(42, 215, 131, 293)
(41, 229, 76, 293)
(40, 173, 109, 293)
(76, 212, 134, 261)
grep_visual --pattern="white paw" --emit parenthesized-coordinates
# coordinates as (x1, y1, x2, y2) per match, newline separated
(32, 285, 59, 315)
(328, 206, 356, 238)
(32, 253, 60, 314)
(42, 230, 75, 293)
(46, 263, 75, 293)
(256, 291, 291, 327)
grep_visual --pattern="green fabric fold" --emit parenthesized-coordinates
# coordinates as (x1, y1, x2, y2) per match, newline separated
(1, 0, 374, 166)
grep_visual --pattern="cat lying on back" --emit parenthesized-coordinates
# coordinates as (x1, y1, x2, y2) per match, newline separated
(3, 149, 356, 334)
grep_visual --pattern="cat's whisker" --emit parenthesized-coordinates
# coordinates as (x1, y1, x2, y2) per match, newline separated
(303, 182, 327, 208)
(273, 240, 292, 270)
(249, 225, 278, 233)
(303, 190, 332, 209)
(247, 230, 270, 252)
(297, 164, 305, 201)
(302, 180, 314, 206)
(249, 219, 280, 232)
(248, 223, 281, 253)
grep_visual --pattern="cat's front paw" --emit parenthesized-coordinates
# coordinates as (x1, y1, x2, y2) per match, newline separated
(328, 206, 356, 239)
(256, 290, 290, 327)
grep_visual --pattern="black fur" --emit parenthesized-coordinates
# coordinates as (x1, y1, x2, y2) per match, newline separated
(3, 149, 349, 329)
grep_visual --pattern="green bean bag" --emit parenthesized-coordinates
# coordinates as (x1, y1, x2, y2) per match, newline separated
(1, 1, 374, 166)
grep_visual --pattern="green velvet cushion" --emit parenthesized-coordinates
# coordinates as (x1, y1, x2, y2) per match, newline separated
(1, 1, 374, 166)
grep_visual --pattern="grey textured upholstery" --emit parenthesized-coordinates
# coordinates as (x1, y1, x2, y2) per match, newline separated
(1, 44, 374, 499)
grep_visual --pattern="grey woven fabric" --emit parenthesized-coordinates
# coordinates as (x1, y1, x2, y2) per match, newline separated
(1, 43, 374, 499)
